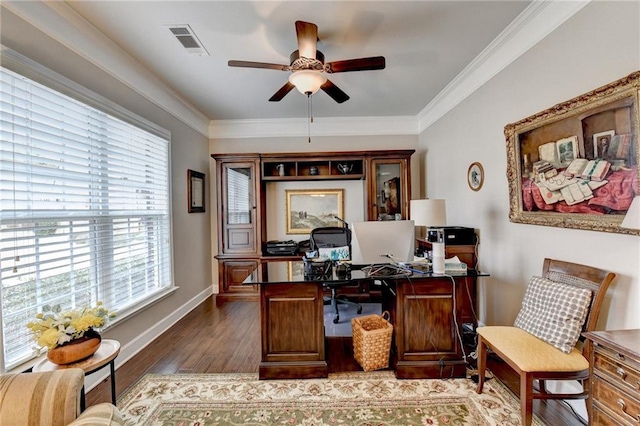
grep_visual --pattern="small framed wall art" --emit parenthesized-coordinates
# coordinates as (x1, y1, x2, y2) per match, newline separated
(467, 162, 484, 191)
(285, 189, 344, 234)
(188, 169, 205, 213)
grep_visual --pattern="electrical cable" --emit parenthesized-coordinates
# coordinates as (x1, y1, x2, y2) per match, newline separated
(558, 399, 588, 425)
(364, 254, 470, 380)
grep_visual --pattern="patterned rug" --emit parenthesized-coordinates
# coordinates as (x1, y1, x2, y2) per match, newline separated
(117, 371, 544, 425)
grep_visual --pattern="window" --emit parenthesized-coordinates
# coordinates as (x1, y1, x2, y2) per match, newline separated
(226, 167, 251, 224)
(0, 57, 173, 371)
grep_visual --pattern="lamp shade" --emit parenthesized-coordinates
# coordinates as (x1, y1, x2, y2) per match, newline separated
(288, 70, 327, 95)
(621, 196, 640, 230)
(410, 199, 447, 227)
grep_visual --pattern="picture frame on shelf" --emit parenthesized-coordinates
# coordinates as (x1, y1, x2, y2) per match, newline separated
(505, 70, 640, 234)
(285, 189, 344, 234)
(188, 169, 205, 213)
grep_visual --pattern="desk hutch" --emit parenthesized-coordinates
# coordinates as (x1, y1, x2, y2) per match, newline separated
(212, 149, 414, 303)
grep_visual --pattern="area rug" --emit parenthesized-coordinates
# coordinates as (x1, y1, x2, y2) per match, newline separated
(117, 371, 544, 425)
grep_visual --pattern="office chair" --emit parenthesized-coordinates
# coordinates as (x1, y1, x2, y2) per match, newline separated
(310, 226, 363, 324)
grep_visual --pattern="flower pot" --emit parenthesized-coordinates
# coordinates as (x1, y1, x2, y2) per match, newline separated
(47, 333, 102, 365)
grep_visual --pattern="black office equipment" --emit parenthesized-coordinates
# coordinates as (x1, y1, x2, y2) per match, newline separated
(441, 227, 476, 246)
(264, 240, 298, 256)
(310, 227, 362, 323)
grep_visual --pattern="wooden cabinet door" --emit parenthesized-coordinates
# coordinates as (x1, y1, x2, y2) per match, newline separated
(259, 282, 327, 379)
(367, 155, 411, 221)
(384, 275, 468, 379)
(219, 160, 261, 254)
(222, 260, 259, 294)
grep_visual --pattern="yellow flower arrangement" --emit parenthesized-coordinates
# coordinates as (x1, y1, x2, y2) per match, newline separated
(26, 302, 116, 350)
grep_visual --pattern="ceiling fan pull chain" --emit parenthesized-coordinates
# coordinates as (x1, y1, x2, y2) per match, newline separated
(308, 93, 312, 143)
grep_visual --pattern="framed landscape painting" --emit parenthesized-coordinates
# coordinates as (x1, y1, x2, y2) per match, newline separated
(505, 70, 640, 234)
(285, 189, 344, 234)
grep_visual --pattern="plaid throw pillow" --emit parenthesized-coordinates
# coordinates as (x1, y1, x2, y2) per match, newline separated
(514, 275, 592, 354)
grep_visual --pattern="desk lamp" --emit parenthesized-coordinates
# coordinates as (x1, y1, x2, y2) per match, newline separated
(410, 199, 447, 274)
(621, 196, 640, 231)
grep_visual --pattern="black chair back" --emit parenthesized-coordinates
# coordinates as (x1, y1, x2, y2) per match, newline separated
(310, 227, 352, 253)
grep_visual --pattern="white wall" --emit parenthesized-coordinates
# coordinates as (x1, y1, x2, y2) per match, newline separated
(419, 1, 640, 330)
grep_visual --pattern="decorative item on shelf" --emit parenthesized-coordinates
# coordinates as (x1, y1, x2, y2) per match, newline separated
(277, 164, 285, 176)
(309, 166, 319, 175)
(337, 163, 353, 174)
(27, 301, 116, 365)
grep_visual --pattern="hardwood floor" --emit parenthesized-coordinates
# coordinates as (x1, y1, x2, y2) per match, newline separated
(87, 297, 584, 425)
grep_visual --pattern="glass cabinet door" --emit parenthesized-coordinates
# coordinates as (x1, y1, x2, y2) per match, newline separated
(369, 158, 409, 221)
(221, 161, 259, 253)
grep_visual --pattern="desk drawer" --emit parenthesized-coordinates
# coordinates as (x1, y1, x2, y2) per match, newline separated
(594, 346, 640, 398)
(591, 406, 627, 426)
(593, 375, 640, 425)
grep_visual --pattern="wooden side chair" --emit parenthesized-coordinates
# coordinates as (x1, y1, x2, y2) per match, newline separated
(475, 258, 615, 426)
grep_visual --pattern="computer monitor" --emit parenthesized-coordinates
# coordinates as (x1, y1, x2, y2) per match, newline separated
(350, 220, 415, 265)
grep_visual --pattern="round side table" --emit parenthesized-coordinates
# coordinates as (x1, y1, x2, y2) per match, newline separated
(33, 339, 120, 410)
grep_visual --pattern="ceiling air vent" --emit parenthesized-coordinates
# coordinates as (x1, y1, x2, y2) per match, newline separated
(165, 24, 209, 56)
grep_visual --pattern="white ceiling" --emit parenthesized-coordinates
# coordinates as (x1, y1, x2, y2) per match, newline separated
(65, 1, 530, 120)
(3, 1, 590, 137)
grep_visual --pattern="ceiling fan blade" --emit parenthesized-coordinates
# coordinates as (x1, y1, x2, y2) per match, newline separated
(269, 82, 296, 102)
(325, 56, 386, 73)
(321, 79, 349, 103)
(228, 60, 290, 71)
(295, 21, 318, 59)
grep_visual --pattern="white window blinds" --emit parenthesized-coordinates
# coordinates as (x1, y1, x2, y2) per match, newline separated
(0, 65, 172, 370)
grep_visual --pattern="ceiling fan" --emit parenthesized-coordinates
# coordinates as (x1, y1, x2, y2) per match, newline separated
(228, 21, 386, 103)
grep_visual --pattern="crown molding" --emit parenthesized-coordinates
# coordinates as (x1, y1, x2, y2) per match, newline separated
(209, 116, 418, 139)
(416, 0, 591, 132)
(3, 0, 589, 140)
(2, 1, 211, 138)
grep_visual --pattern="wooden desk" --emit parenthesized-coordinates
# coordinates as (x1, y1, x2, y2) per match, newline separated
(381, 274, 480, 379)
(245, 261, 486, 380)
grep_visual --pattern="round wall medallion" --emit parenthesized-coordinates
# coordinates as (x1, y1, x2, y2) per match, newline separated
(467, 162, 484, 191)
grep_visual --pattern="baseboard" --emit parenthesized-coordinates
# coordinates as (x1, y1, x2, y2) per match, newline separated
(84, 286, 213, 392)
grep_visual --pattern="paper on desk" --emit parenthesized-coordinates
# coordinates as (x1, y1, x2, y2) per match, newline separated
(445, 256, 467, 272)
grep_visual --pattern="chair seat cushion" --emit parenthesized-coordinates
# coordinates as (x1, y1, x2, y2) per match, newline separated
(477, 326, 589, 372)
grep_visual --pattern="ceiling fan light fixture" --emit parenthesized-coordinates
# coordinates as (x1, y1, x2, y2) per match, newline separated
(288, 70, 327, 95)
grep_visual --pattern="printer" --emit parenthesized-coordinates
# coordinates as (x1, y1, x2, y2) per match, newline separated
(264, 240, 299, 256)
(441, 227, 477, 246)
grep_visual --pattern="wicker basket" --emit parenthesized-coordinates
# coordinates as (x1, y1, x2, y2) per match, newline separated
(351, 311, 393, 372)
